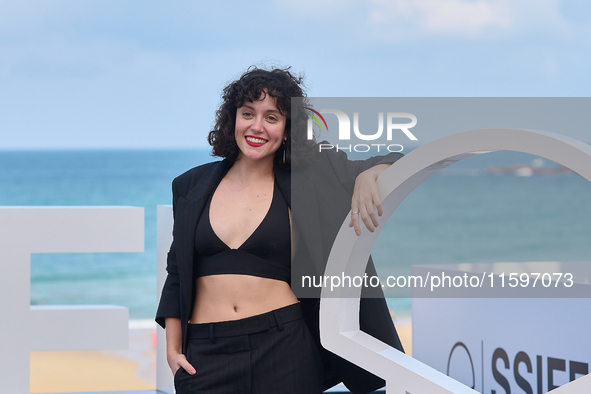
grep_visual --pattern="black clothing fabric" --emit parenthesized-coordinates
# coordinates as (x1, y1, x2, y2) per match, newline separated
(174, 303, 323, 394)
(194, 180, 291, 283)
(156, 147, 405, 393)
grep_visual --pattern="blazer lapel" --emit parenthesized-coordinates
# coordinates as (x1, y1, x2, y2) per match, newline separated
(274, 164, 291, 207)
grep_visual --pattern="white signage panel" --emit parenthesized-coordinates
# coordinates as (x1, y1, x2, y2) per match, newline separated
(413, 264, 591, 394)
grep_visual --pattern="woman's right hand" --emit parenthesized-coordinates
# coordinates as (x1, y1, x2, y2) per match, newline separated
(168, 351, 196, 376)
(165, 317, 196, 376)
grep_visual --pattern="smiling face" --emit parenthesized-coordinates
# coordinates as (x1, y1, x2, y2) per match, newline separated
(235, 92, 287, 165)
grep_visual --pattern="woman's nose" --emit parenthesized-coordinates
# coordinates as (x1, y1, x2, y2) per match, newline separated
(250, 117, 264, 132)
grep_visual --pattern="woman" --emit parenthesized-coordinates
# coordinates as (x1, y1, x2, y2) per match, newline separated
(156, 67, 404, 394)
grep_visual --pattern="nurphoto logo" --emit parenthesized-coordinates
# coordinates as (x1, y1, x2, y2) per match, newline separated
(305, 108, 418, 153)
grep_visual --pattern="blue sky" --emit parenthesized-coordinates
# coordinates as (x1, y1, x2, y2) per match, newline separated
(1, 0, 589, 149)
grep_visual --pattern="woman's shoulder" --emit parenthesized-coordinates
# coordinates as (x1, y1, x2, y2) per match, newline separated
(174, 160, 223, 181)
(172, 160, 228, 196)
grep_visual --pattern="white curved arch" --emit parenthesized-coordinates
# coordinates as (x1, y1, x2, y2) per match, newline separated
(320, 129, 591, 393)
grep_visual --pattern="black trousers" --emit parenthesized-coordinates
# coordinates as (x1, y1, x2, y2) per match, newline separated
(174, 303, 324, 394)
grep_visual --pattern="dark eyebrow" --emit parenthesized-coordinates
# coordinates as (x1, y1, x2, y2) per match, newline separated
(239, 104, 282, 115)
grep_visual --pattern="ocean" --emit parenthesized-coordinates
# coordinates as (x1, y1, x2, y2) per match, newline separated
(1, 149, 590, 319)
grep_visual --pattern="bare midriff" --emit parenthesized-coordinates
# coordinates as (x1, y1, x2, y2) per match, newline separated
(190, 274, 298, 324)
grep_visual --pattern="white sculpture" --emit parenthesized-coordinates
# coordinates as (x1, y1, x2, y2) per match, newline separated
(0, 206, 143, 393)
(320, 129, 591, 393)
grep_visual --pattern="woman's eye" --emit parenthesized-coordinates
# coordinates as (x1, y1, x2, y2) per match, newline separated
(268, 116, 278, 122)
(242, 112, 252, 117)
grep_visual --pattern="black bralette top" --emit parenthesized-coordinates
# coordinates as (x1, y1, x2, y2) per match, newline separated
(194, 180, 291, 283)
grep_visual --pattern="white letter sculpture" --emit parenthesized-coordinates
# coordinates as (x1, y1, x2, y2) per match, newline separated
(320, 129, 591, 393)
(0, 206, 144, 393)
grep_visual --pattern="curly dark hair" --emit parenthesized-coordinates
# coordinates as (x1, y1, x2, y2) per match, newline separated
(207, 66, 309, 168)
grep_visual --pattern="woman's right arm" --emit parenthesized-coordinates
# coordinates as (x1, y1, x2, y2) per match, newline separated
(157, 175, 195, 376)
(165, 317, 196, 375)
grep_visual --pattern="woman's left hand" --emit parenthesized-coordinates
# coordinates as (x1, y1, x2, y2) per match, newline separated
(349, 164, 390, 236)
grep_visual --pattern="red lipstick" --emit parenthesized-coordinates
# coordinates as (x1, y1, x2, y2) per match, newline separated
(245, 135, 267, 147)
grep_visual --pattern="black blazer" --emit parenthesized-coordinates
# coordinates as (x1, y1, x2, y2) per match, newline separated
(156, 148, 405, 393)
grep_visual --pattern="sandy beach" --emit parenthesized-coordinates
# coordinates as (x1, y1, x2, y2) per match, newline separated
(30, 322, 156, 393)
(30, 318, 411, 393)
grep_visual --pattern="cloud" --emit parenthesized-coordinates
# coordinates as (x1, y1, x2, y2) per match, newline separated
(284, 0, 567, 41)
(370, 0, 513, 34)
(275, 0, 569, 43)
(276, 0, 357, 14)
